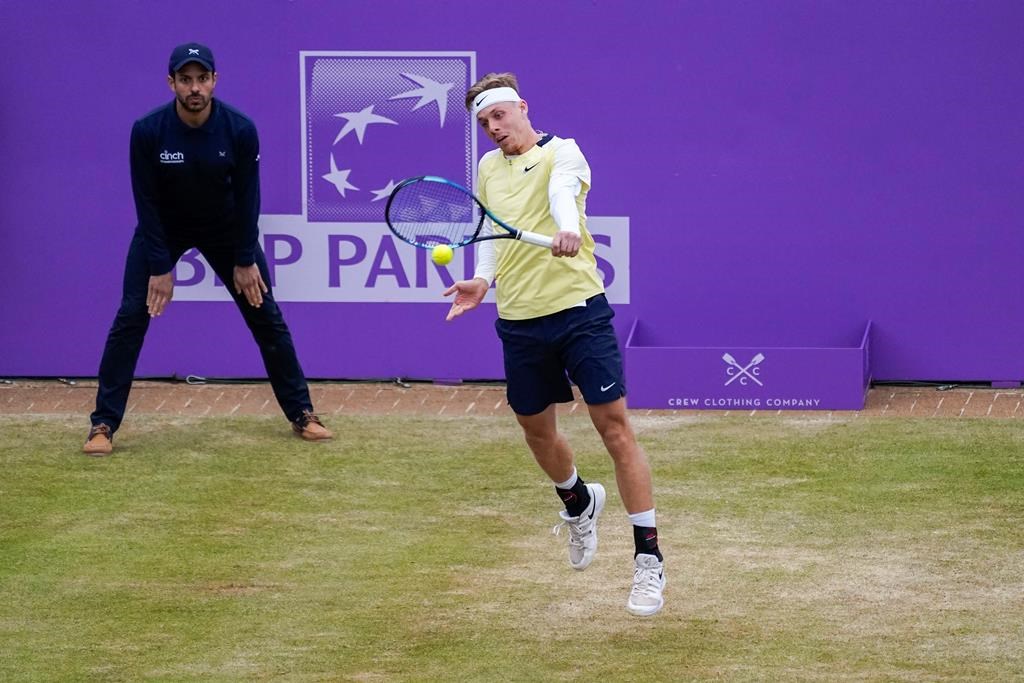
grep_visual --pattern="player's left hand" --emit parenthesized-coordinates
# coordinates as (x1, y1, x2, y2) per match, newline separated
(234, 264, 269, 308)
(442, 277, 489, 321)
(551, 230, 581, 258)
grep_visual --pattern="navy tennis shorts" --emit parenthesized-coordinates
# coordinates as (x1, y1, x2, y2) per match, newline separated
(495, 294, 626, 416)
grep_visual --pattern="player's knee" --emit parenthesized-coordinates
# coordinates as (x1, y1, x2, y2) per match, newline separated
(521, 425, 555, 450)
(595, 416, 634, 451)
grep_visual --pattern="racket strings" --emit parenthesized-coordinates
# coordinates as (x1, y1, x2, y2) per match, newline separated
(388, 181, 480, 247)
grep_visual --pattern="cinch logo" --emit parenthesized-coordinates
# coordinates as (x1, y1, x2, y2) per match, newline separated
(723, 352, 765, 386)
(160, 150, 185, 164)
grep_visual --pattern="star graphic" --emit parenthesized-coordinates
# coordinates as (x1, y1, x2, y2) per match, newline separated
(333, 105, 397, 144)
(370, 180, 398, 202)
(390, 73, 455, 127)
(407, 193, 474, 225)
(322, 153, 358, 198)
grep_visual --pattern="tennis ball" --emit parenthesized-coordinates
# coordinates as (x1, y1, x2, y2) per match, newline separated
(431, 244, 454, 265)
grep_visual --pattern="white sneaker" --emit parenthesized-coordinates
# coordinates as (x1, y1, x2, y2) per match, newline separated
(551, 482, 606, 570)
(627, 553, 665, 616)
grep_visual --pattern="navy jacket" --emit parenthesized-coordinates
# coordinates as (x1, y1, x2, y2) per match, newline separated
(129, 99, 260, 274)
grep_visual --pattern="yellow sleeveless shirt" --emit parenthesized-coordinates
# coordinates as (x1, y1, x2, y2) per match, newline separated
(477, 135, 605, 320)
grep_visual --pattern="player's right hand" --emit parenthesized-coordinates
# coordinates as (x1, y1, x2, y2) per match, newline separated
(442, 277, 489, 321)
(147, 273, 174, 317)
(551, 230, 581, 258)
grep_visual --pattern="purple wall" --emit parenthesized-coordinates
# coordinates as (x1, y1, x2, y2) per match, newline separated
(2, 1, 1022, 383)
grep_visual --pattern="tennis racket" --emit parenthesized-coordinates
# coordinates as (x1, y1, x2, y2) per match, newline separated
(384, 175, 553, 250)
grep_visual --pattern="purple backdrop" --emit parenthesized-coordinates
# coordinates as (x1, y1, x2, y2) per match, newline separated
(2, 1, 1022, 390)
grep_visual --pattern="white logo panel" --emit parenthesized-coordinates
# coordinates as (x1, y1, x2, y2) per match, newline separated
(173, 215, 630, 303)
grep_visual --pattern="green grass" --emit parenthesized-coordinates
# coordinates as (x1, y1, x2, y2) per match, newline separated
(1, 414, 1023, 681)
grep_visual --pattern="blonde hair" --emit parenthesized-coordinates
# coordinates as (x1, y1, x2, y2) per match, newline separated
(465, 72, 521, 111)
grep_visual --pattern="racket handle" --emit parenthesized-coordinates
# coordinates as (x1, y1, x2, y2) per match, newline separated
(518, 231, 554, 248)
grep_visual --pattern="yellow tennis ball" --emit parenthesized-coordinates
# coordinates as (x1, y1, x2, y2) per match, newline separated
(431, 244, 454, 265)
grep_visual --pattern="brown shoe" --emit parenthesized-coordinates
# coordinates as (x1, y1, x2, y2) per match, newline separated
(83, 423, 113, 456)
(292, 410, 333, 441)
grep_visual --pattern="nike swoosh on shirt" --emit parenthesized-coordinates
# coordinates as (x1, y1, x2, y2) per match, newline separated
(524, 164, 538, 173)
(600, 382, 617, 392)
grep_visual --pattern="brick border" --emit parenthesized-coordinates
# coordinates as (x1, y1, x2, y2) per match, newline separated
(2, 380, 1021, 419)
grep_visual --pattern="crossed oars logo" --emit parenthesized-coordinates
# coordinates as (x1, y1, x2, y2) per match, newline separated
(722, 353, 765, 386)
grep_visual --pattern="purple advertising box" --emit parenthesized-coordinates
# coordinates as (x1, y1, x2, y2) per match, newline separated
(625, 321, 872, 411)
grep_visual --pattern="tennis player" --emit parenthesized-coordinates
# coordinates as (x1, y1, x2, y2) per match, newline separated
(82, 43, 332, 455)
(444, 73, 665, 616)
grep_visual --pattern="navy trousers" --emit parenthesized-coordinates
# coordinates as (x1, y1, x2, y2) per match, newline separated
(91, 230, 313, 432)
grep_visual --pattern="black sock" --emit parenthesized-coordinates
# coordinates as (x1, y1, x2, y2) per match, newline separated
(555, 477, 591, 518)
(633, 525, 663, 561)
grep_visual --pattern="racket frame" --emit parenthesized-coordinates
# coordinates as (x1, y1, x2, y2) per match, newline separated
(385, 175, 554, 250)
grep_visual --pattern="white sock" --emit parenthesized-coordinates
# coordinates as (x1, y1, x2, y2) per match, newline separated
(628, 509, 656, 528)
(554, 468, 578, 490)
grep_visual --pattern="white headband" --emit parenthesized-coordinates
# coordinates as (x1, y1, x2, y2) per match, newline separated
(472, 86, 522, 116)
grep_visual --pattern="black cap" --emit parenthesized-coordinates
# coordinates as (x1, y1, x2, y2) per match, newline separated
(168, 42, 215, 75)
